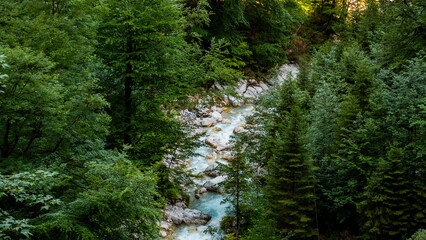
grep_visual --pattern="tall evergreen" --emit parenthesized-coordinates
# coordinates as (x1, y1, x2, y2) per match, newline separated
(221, 138, 251, 238)
(265, 81, 317, 239)
(359, 145, 411, 240)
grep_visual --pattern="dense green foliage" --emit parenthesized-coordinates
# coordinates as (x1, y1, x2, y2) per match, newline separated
(219, 0, 425, 239)
(184, 0, 305, 74)
(0, 0, 306, 239)
(1, 0, 424, 239)
(264, 81, 316, 239)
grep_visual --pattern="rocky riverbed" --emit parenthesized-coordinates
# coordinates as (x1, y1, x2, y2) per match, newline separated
(160, 64, 299, 239)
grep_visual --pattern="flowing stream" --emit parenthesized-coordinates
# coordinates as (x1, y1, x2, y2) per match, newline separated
(171, 64, 299, 240)
(173, 105, 255, 240)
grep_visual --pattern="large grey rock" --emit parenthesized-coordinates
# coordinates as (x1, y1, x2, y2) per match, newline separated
(254, 86, 263, 95)
(214, 82, 225, 90)
(205, 136, 230, 151)
(160, 221, 172, 230)
(228, 95, 244, 107)
(203, 176, 226, 193)
(194, 106, 211, 117)
(276, 64, 299, 85)
(164, 205, 211, 225)
(210, 111, 223, 121)
(244, 86, 260, 101)
(211, 106, 223, 113)
(204, 163, 220, 177)
(199, 187, 207, 194)
(189, 128, 208, 137)
(236, 80, 248, 95)
(182, 110, 197, 122)
(160, 230, 168, 237)
(233, 126, 246, 134)
(202, 117, 217, 127)
(259, 81, 269, 91)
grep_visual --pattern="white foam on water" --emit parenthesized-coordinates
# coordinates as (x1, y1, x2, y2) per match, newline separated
(173, 105, 254, 240)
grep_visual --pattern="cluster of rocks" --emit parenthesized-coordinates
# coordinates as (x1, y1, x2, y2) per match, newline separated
(163, 201, 212, 226)
(161, 200, 212, 237)
(211, 64, 299, 107)
(160, 64, 299, 238)
(161, 200, 212, 238)
(213, 79, 269, 107)
(181, 106, 232, 128)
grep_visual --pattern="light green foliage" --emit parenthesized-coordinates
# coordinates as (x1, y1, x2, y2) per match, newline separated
(0, 1, 162, 240)
(0, 47, 62, 161)
(0, 211, 32, 240)
(201, 38, 243, 85)
(33, 160, 161, 240)
(98, 0, 207, 165)
(0, 170, 62, 239)
(0, 0, 110, 170)
(308, 81, 338, 161)
(371, 55, 426, 164)
(408, 229, 426, 240)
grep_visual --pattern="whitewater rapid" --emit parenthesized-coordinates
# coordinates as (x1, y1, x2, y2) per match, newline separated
(173, 105, 255, 240)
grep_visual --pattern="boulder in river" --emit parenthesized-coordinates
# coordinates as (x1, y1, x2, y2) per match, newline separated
(202, 117, 217, 127)
(189, 128, 208, 137)
(233, 126, 246, 134)
(164, 205, 211, 225)
(210, 127, 222, 133)
(203, 176, 226, 193)
(205, 136, 230, 151)
(160, 221, 173, 230)
(228, 95, 244, 107)
(198, 187, 208, 194)
(160, 230, 167, 237)
(211, 111, 223, 121)
(205, 151, 217, 161)
(221, 107, 231, 113)
(221, 118, 231, 124)
(204, 163, 220, 178)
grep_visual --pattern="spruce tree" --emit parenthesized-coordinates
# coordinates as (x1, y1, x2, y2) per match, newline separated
(359, 145, 411, 240)
(221, 140, 250, 238)
(265, 81, 317, 239)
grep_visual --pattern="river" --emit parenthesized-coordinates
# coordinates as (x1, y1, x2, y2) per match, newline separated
(173, 105, 255, 240)
(172, 64, 299, 240)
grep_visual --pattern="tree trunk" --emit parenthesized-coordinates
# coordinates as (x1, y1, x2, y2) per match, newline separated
(124, 37, 133, 145)
(236, 175, 240, 239)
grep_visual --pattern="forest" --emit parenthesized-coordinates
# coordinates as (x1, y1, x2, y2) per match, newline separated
(0, 0, 424, 239)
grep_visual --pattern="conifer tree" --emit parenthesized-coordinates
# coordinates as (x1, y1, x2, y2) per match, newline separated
(359, 145, 411, 240)
(265, 81, 317, 239)
(97, 0, 184, 144)
(221, 137, 251, 238)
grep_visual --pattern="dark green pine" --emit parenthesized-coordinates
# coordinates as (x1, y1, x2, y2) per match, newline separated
(266, 82, 317, 239)
(360, 145, 412, 240)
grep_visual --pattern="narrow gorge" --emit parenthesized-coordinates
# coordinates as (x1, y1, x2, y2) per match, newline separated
(160, 65, 299, 239)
